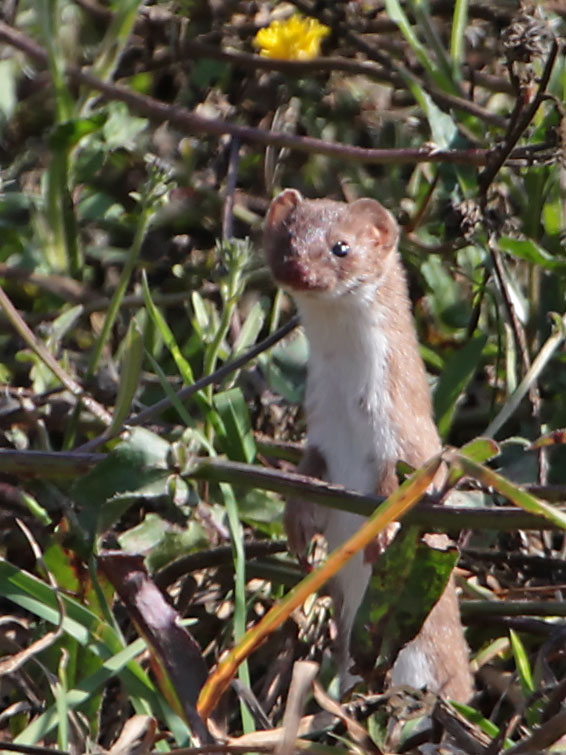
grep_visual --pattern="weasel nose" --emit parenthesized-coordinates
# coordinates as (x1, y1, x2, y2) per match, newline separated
(273, 257, 310, 290)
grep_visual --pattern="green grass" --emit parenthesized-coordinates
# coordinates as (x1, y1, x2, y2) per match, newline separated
(1, 0, 566, 752)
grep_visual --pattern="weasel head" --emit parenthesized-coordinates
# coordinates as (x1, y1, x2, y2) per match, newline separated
(264, 189, 399, 300)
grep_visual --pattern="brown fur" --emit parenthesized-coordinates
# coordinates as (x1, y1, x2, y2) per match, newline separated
(265, 190, 473, 702)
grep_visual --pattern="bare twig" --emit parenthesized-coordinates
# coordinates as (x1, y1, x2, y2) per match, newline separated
(155, 541, 287, 589)
(0, 744, 70, 755)
(505, 709, 566, 754)
(479, 41, 559, 199)
(0, 21, 539, 168)
(485, 312, 566, 438)
(222, 138, 241, 242)
(489, 239, 532, 375)
(0, 284, 113, 426)
(75, 314, 300, 451)
(1, 447, 564, 530)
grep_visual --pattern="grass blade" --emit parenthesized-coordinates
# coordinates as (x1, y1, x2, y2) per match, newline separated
(450, 0, 469, 72)
(197, 453, 442, 719)
(510, 629, 535, 697)
(447, 452, 566, 530)
(434, 335, 487, 438)
(109, 310, 146, 434)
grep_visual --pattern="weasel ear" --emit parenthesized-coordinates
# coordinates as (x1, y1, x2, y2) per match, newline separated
(349, 198, 399, 252)
(265, 189, 303, 231)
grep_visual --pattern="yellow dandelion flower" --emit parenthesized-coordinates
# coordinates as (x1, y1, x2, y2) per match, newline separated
(253, 15, 331, 61)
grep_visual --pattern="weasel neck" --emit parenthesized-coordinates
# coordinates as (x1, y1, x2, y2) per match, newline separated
(293, 259, 439, 495)
(295, 291, 397, 495)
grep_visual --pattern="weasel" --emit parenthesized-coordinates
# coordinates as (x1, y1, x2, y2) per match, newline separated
(264, 189, 473, 702)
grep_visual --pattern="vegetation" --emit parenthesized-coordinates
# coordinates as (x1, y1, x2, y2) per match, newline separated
(0, 0, 566, 752)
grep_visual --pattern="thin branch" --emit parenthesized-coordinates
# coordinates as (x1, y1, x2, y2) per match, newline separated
(479, 40, 559, 198)
(222, 137, 241, 242)
(154, 540, 288, 589)
(0, 21, 538, 168)
(75, 315, 300, 451)
(1, 447, 565, 530)
(461, 601, 566, 618)
(485, 312, 566, 438)
(0, 450, 104, 478)
(0, 284, 113, 426)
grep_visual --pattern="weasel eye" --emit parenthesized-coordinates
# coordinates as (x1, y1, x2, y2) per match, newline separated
(331, 240, 350, 258)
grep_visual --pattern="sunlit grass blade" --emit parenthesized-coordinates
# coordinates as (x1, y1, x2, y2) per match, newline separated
(450, 0, 469, 73)
(219, 482, 255, 734)
(109, 310, 146, 434)
(0, 559, 192, 746)
(197, 454, 442, 719)
(434, 335, 487, 439)
(91, 0, 144, 83)
(510, 629, 535, 698)
(446, 451, 566, 530)
(385, 0, 436, 78)
(143, 273, 205, 395)
(385, 0, 456, 92)
(485, 313, 566, 438)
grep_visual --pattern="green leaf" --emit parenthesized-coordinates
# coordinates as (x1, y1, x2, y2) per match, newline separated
(119, 513, 208, 572)
(353, 528, 458, 673)
(543, 197, 563, 236)
(421, 255, 469, 329)
(510, 629, 535, 697)
(48, 306, 83, 347)
(102, 102, 148, 150)
(265, 330, 308, 404)
(450, 0, 469, 71)
(213, 388, 256, 464)
(0, 59, 17, 120)
(72, 428, 171, 538)
(78, 190, 125, 222)
(48, 115, 106, 149)
(460, 437, 500, 464)
(498, 237, 566, 270)
(410, 86, 458, 147)
(191, 290, 213, 338)
(233, 301, 267, 354)
(434, 335, 487, 438)
(110, 311, 146, 434)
